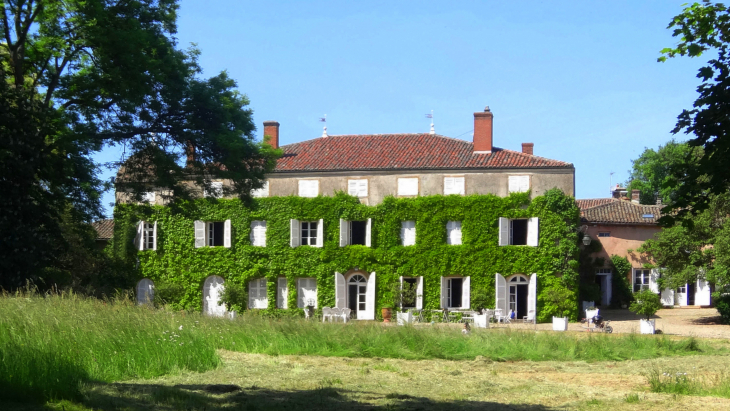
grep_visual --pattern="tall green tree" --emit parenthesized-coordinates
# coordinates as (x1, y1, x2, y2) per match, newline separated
(1, 1, 278, 290)
(659, 1, 730, 223)
(625, 141, 698, 205)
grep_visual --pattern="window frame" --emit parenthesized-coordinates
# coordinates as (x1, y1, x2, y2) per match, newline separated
(301, 221, 319, 246)
(347, 179, 369, 197)
(634, 269, 651, 292)
(597, 232, 611, 238)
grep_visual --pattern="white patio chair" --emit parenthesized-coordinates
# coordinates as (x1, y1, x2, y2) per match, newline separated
(341, 308, 352, 323)
(523, 309, 535, 324)
(331, 307, 342, 322)
(322, 307, 333, 323)
(495, 308, 508, 324)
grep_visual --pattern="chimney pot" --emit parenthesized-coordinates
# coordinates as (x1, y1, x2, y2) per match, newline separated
(473, 107, 493, 153)
(631, 189, 640, 204)
(263, 121, 280, 149)
(522, 143, 534, 155)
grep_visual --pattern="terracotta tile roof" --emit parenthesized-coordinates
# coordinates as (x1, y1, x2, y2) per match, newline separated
(274, 134, 573, 172)
(576, 198, 616, 209)
(92, 219, 114, 240)
(578, 198, 662, 225)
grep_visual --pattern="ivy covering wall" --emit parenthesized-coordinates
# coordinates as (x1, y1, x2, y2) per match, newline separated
(111, 188, 581, 322)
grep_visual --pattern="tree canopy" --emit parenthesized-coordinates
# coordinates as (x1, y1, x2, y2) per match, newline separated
(1, 0, 279, 289)
(625, 140, 699, 206)
(659, 0, 730, 223)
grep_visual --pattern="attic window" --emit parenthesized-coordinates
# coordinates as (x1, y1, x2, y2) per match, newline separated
(642, 214, 654, 218)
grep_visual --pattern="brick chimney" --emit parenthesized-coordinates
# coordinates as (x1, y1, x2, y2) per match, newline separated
(631, 189, 640, 204)
(263, 121, 280, 149)
(473, 106, 493, 153)
(522, 143, 534, 155)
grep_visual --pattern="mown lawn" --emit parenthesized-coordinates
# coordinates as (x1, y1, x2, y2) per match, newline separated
(1, 292, 727, 407)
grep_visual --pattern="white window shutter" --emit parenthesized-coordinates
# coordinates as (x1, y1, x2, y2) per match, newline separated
(363, 272, 376, 320)
(509, 176, 530, 193)
(135, 221, 144, 251)
(358, 180, 368, 197)
(440, 277, 447, 309)
(401, 221, 416, 246)
(527, 217, 539, 247)
(316, 218, 324, 248)
(528, 273, 537, 321)
(365, 218, 372, 247)
(444, 177, 454, 195)
(454, 177, 465, 195)
(252, 181, 269, 198)
(335, 272, 346, 308)
(152, 221, 158, 251)
(290, 219, 300, 248)
(495, 273, 507, 313)
(462, 276, 470, 309)
(416, 276, 424, 309)
(398, 178, 418, 196)
(661, 287, 675, 306)
(194, 220, 206, 248)
(348, 180, 358, 196)
(277, 278, 288, 309)
(137, 279, 154, 305)
(339, 218, 349, 247)
(498, 217, 509, 246)
(399, 276, 404, 308)
(447, 221, 462, 245)
(649, 269, 660, 293)
(224, 219, 232, 248)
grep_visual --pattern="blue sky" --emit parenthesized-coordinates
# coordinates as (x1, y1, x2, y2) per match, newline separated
(95, 1, 706, 216)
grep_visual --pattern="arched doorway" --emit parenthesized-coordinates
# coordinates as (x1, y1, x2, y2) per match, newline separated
(348, 274, 367, 316)
(203, 275, 226, 317)
(507, 275, 529, 319)
(334, 270, 376, 320)
(136, 278, 154, 305)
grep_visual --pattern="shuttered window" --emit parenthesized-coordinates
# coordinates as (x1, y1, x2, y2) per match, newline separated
(142, 191, 156, 203)
(444, 177, 465, 195)
(446, 221, 462, 245)
(298, 180, 319, 197)
(301, 221, 318, 246)
(400, 221, 416, 246)
(297, 278, 318, 308)
(397, 178, 418, 196)
(508, 175, 530, 193)
(634, 269, 651, 292)
(205, 182, 223, 198)
(252, 181, 269, 198)
(348, 179, 368, 197)
(250, 221, 267, 247)
(249, 278, 268, 309)
(143, 222, 155, 250)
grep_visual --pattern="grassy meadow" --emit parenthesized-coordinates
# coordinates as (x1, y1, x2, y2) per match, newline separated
(1, 292, 728, 408)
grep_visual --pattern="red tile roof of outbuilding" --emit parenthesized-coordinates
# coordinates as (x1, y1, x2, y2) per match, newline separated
(578, 198, 662, 225)
(273, 134, 573, 172)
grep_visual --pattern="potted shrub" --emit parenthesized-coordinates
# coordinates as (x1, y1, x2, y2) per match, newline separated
(304, 298, 316, 320)
(630, 289, 662, 334)
(381, 305, 393, 322)
(544, 286, 574, 332)
(471, 289, 490, 328)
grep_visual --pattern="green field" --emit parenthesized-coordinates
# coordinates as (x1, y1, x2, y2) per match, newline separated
(1, 293, 728, 410)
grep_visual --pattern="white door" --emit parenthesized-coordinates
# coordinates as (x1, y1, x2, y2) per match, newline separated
(203, 275, 226, 317)
(676, 284, 688, 306)
(348, 274, 368, 319)
(136, 278, 155, 305)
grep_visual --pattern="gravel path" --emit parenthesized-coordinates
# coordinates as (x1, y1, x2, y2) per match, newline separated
(498, 308, 730, 338)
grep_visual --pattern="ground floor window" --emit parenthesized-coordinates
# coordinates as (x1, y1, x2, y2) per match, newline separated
(401, 277, 418, 308)
(447, 278, 463, 308)
(297, 278, 318, 308)
(348, 274, 367, 312)
(249, 278, 268, 309)
(508, 275, 529, 318)
(634, 269, 651, 292)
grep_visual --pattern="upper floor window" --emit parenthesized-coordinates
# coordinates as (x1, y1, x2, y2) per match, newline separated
(397, 178, 419, 196)
(339, 218, 372, 247)
(142, 191, 156, 204)
(194, 220, 231, 248)
(348, 179, 368, 197)
(250, 220, 267, 247)
(446, 221, 462, 245)
(508, 175, 530, 193)
(298, 180, 319, 197)
(634, 269, 651, 292)
(444, 177, 465, 195)
(204, 182, 223, 198)
(498, 217, 539, 247)
(290, 219, 323, 248)
(400, 220, 416, 246)
(252, 181, 269, 198)
(598, 232, 610, 237)
(135, 221, 157, 251)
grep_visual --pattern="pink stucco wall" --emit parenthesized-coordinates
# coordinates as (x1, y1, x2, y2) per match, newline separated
(585, 224, 660, 277)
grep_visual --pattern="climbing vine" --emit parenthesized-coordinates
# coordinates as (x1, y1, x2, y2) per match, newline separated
(112, 188, 581, 322)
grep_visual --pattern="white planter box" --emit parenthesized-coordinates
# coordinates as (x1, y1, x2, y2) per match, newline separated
(640, 319, 655, 334)
(227, 311, 237, 320)
(474, 313, 489, 329)
(396, 311, 413, 326)
(552, 316, 568, 331)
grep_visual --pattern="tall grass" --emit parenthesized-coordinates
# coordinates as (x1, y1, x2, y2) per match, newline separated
(647, 369, 730, 398)
(0, 292, 714, 402)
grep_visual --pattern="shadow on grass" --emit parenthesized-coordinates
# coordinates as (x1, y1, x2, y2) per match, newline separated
(54, 382, 558, 411)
